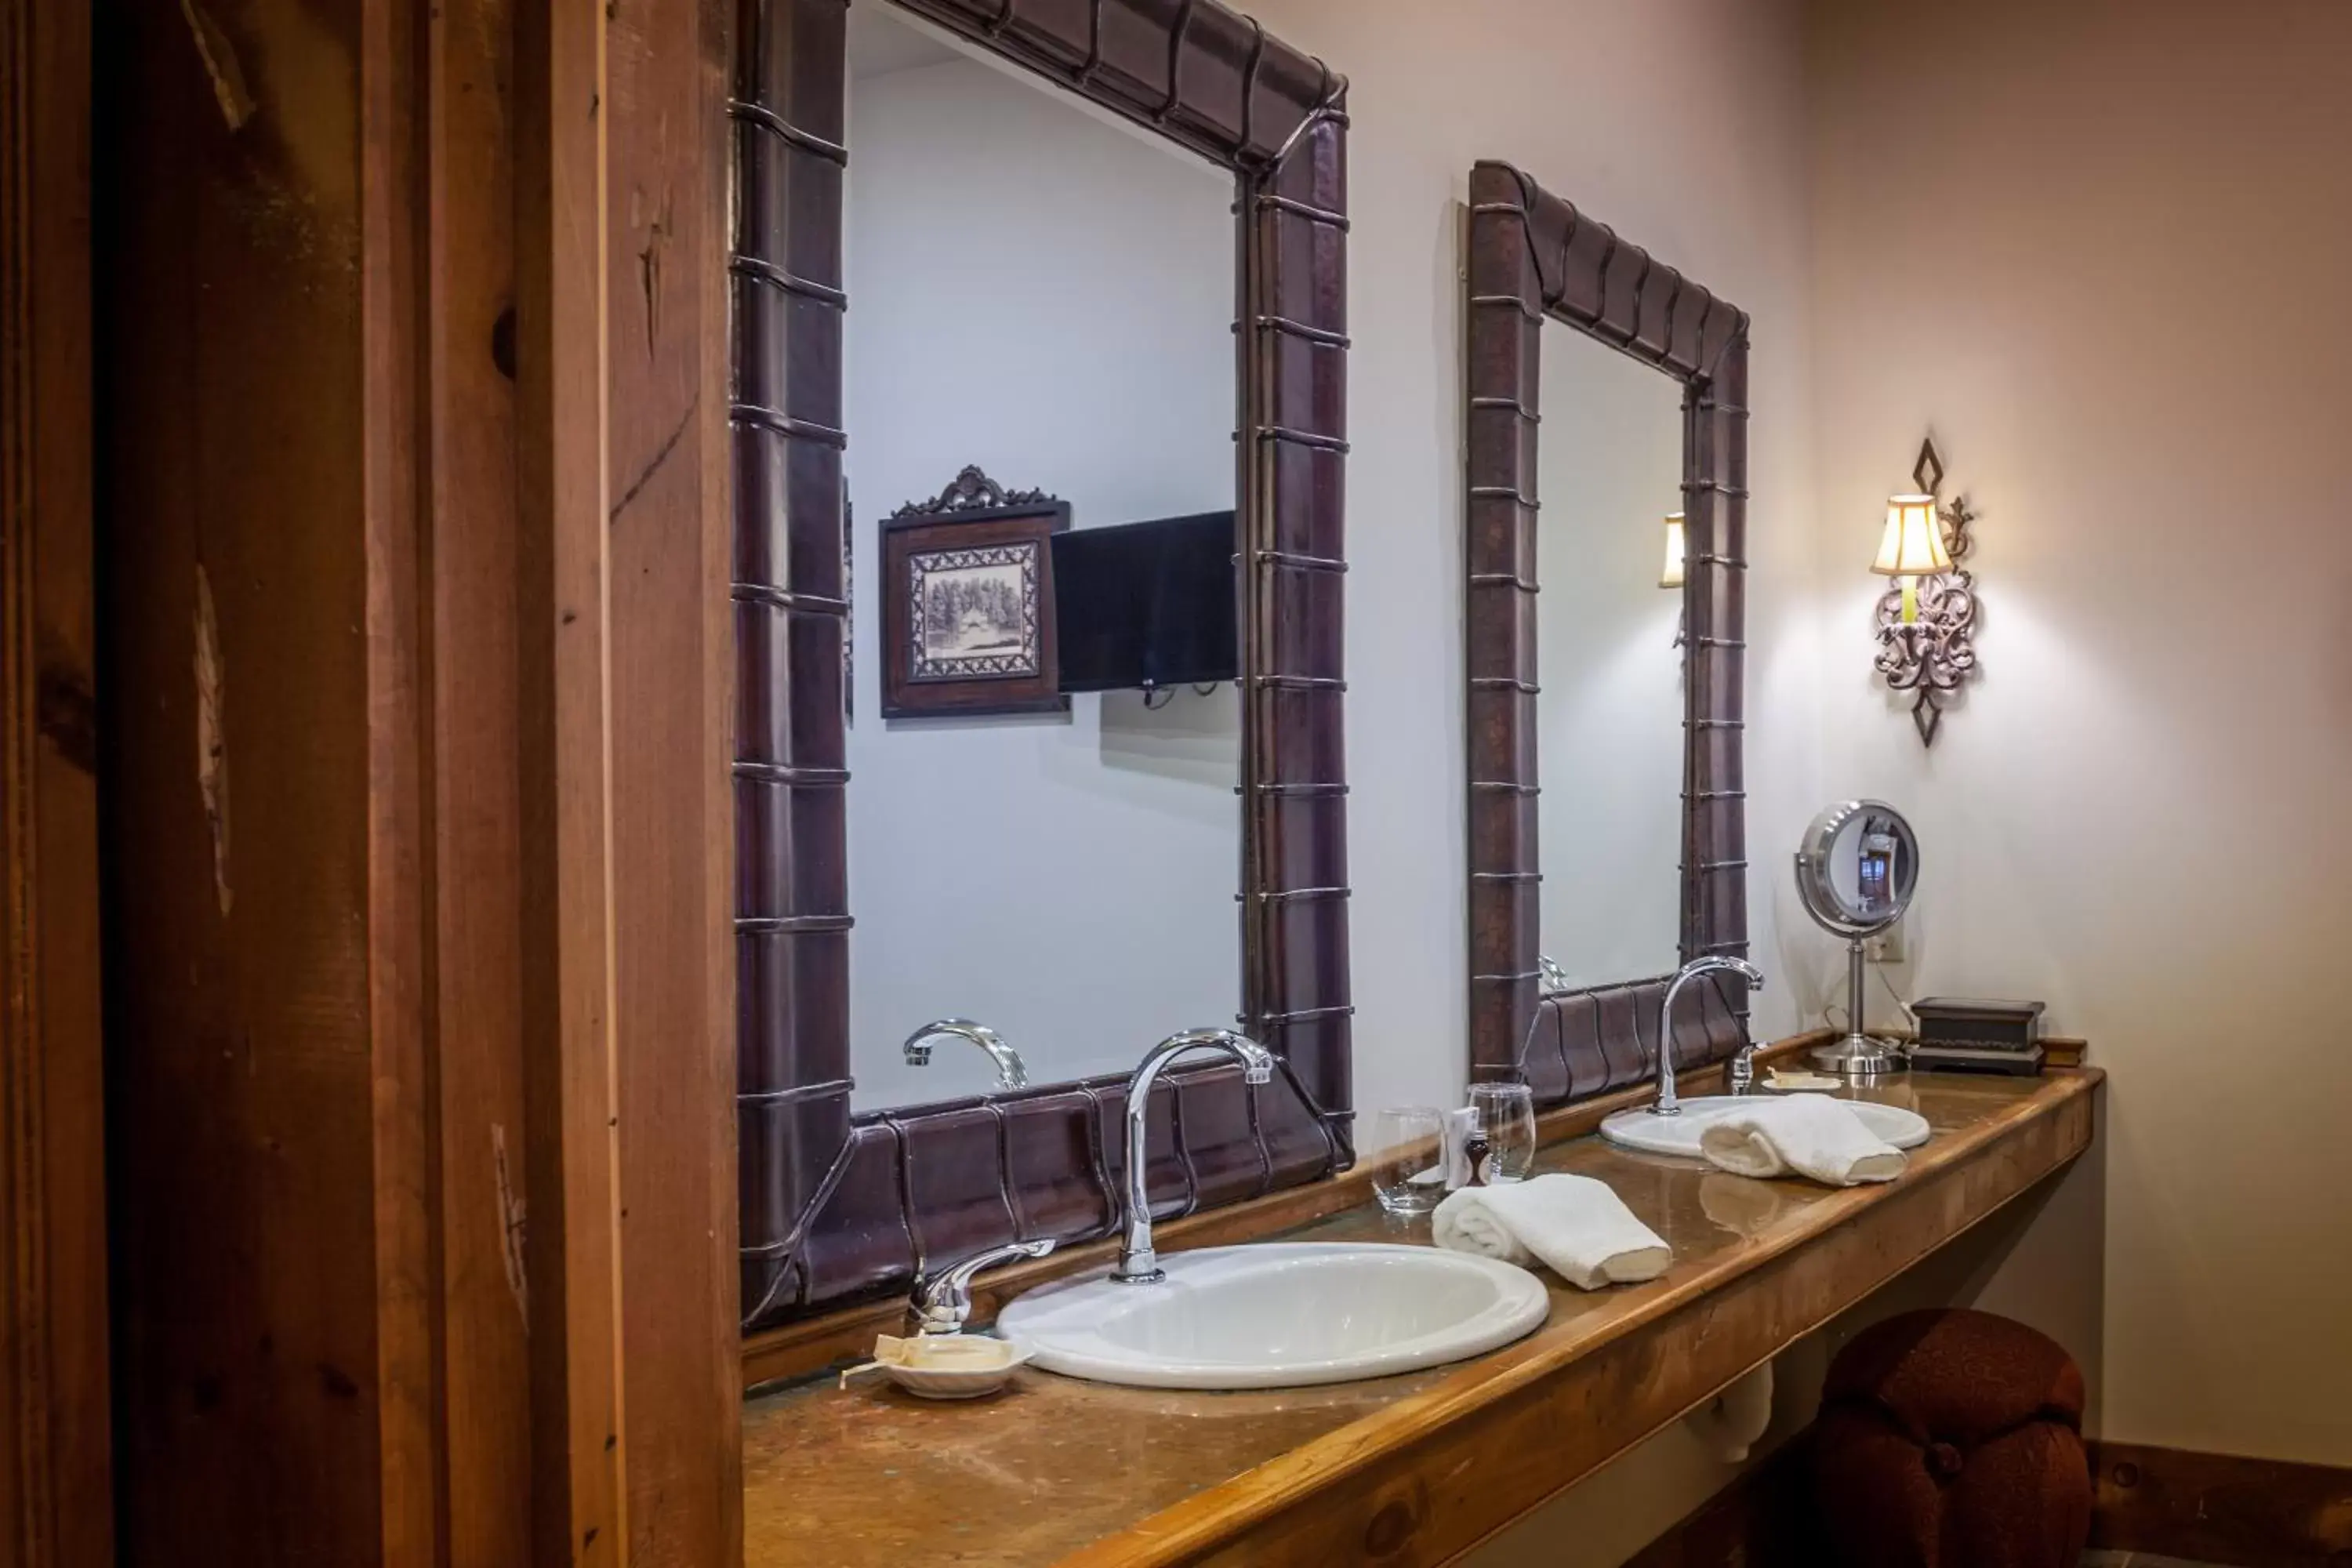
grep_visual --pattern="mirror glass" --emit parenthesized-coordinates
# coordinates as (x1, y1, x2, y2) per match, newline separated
(844, 4, 1240, 1106)
(1796, 800, 1920, 934)
(1534, 327, 1688, 989)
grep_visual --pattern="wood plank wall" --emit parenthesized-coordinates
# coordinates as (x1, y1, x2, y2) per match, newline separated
(1, 0, 111, 1560)
(100, 0, 397, 1554)
(94, 0, 735, 1560)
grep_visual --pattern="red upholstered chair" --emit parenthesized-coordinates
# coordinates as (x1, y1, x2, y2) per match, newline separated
(1811, 1308, 2092, 1568)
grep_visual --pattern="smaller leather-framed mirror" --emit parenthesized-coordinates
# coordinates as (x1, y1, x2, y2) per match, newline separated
(1463, 161, 1755, 1109)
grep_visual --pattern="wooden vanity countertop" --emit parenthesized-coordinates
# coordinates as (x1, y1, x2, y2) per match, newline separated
(742, 1068, 2101, 1567)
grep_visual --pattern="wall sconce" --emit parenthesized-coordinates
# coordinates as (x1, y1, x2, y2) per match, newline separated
(1871, 437, 1979, 746)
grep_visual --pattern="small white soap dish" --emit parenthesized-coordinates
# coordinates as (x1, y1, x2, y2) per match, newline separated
(841, 1332, 1033, 1400)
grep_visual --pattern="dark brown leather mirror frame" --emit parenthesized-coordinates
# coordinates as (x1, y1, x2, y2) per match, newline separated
(1463, 161, 1754, 1109)
(733, 0, 1353, 1331)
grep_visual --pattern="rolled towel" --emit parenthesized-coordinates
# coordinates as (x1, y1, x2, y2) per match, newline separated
(1698, 1095, 1907, 1186)
(1433, 1173, 1671, 1290)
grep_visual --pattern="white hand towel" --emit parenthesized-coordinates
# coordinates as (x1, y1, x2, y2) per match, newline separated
(1697, 1095, 1907, 1186)
(1432, 1173, 1671, 1290)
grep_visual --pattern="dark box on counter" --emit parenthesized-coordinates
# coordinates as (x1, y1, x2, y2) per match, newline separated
(1909, 996, 2046, 1076)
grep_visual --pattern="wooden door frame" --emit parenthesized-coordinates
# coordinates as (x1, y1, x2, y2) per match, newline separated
(510, 0, 741, 1558)
(1, 0, 111, 1562)
(49, 0, 735, 1557)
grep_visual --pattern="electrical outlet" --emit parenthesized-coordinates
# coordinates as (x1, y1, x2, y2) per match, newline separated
(1865, 922, 1906, 964)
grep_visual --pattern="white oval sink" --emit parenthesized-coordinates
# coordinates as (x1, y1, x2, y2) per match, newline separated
(995, 1243, 1548, 1390)
(1599, 1094, 1929, 1160)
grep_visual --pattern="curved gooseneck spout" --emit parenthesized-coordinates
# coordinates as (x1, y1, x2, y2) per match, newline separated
(901, 1018, 1029, 1091)
(1112, 1029, 1276, 1284)
(1651, 957, 1766, 1116)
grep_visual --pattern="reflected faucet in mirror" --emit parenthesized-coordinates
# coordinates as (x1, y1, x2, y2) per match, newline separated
(1112, 1029, 1276, 1285)
(901, 1018, 1029, 1091)
(1537, 954, 1574, 998)
(1651, 956, 1766, 1116)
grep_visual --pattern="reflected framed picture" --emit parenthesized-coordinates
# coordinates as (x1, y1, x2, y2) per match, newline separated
(880, 466, 1071, 718)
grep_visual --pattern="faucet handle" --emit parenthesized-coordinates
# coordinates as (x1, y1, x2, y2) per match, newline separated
(909, 1238, 1055, 1335)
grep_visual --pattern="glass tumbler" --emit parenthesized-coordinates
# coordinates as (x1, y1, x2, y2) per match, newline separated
(1468, 1081, 1538, 1184)
(1370, 1106, 1449, 1216)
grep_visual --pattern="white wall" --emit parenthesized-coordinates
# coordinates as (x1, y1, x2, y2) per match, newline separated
(1238, 0, 1824, 1135)
(1805, 0, 2352, 1465)
(1537, 331, 1690, 988)
(844, 50, 1243, 1105)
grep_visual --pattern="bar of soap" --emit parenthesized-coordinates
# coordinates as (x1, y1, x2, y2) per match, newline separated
(875, 1334, 1018, 1371)
(1764, 1069, 1842, 1092)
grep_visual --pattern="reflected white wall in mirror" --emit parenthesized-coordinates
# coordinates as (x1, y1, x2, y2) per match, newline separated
(844, 4, 1240, 1106)
(1535, 328, 1687, 989)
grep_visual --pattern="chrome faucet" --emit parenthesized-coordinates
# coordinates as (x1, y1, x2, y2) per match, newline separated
(909, 1238, 1055, 1335)
(902, 1018, 1028, 1091)
(1651, 956, 1766, 1116)
(1111, 1028, 1276, 1284)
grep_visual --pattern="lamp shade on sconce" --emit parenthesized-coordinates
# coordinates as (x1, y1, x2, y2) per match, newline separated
(1660, 512, 1688, 589)
(1872, 495, 1952, 578)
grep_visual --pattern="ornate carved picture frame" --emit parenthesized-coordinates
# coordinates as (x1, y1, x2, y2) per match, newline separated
(733, 0, 1352, 1330)
(1463, 160, 1753, 1109)
(879, 468, 1071, 718)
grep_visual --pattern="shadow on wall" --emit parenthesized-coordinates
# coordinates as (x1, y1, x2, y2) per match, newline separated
(1097, 685, 1240, 789)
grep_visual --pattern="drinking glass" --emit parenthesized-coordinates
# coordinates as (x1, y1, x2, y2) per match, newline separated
(1468, 1081, 1538, 1184)
(1370, 1106, 1449, 1216)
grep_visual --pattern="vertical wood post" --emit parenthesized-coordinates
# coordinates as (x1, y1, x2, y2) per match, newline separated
(1, 0, 110, 1559)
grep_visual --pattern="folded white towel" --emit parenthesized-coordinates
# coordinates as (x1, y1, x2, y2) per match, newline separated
(1433, 1173, 1671, 1290)
(1697, 1095, 1907, 1186)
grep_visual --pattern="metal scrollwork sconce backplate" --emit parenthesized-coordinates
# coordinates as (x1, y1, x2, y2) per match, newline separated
(1874, 437, 1980, 747)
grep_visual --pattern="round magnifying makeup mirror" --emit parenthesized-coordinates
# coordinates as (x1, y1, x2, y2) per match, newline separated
(1795, 800, 1920, 1078)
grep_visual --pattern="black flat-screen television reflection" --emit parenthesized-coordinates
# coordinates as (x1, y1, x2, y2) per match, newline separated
(1051, 510, 1239, 694)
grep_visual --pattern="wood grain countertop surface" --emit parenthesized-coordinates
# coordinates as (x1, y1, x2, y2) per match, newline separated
(742, 1068, 2102, 1567)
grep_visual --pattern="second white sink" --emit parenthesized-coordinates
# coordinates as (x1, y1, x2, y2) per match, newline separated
(1599, 1093, 1930, 1160)
(995, 1242, 1548, 1390)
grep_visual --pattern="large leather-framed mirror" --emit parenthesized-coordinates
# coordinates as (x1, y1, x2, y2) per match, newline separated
(1463, 161, 1754, 1109)
(734, 0, 1353, 1332)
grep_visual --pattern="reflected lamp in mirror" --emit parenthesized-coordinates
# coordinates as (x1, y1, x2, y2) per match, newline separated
(1658, 511, 1688, 590)
(1870, 437, 1980, 747)
(1662, 511, 1688, 648)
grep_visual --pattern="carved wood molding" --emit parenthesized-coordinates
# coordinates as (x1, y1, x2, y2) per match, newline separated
(1463, 160, 1753, 1106)
(732, 0, 1353, 1327)
(887, 463, 1057, 517)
